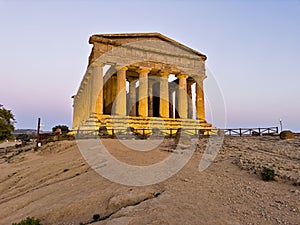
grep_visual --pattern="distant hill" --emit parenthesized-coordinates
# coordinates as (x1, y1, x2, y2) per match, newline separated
(13, 129, 50, 135)
(13, 129, 37, 135)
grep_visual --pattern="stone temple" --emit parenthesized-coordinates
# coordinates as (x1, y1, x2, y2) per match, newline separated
(72, 33, 212, 135)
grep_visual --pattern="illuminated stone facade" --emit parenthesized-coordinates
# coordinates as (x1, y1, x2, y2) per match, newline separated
(72, 33, 212, 134)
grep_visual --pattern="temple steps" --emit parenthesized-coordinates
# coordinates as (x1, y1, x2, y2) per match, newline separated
(74, 114, 214, 136)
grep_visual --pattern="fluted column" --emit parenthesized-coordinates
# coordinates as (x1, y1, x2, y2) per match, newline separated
(86, 70, 94, 117)
(111, 76, 117, 114)
(169, 82, 177, 118)
(115, 66, 128, 116)
(148, 78, 155, 117)
(83, 79, 88, 120)
(138, 68, 150, 117)
(195, 76, 206, 121)
(77, 90, 83, 125)
(93, 63, 103, 115)
(72, 95, 78, 129)
(187, 79, 194, 119)
(177, 74, 188, 119)
(128, 77, 137, 116)
(105, 77, 110, 114)
(106, 77, 113, 114)
(169, 84, 174, 118)
(159, 72, 169, 118)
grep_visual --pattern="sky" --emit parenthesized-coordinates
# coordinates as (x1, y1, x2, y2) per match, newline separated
(0, 0, 299, 132)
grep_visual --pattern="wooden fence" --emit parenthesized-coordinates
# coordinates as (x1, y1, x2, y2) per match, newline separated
(222, 127, 278, 136)
(73, 126, 279, 138)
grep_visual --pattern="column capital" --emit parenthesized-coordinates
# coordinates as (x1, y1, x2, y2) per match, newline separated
(137, 67, 151, 74)
(90, 61, 104, 68)
(176, 73, 189, 79)
(115, 65, 128, 71)
(127, 76, 137, 83)
(192, 75, 207, 83)
(159, 71, 170, 77)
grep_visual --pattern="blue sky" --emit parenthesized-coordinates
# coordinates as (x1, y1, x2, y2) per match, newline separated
(0, 0, 299, 131)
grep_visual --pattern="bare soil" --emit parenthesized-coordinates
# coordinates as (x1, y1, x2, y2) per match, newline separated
(0, 136, 299, 225)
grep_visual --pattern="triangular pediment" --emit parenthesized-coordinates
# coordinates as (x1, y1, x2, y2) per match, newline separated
(89, 32, 206, 60)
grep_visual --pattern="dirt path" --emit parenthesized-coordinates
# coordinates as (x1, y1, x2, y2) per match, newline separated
(0, 137, 299, 225)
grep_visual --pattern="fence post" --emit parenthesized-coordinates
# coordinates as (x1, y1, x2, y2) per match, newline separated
(36, 118, 41, 147)
(239, 128, 242, 136)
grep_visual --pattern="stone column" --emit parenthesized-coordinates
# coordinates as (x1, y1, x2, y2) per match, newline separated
(115, 66, 128, 116)
(159, 72, 169, 118)
(138, 68, 150, 117)
(72, 95, 77, 129)
(86, 82, 89, 118)
(86, 70, 93, 116)
(111, 76, 117, 114)
(82, 79, 88, 120)
(106, 77, 114, 114)
(175, 87, 179, 118)
(77, 90, 82, 125)
(148, 78, 155, 117)
(128, 77, 137, 116)
(195, 76, 206, 121)
(177, 74, 188, 119)
(104, 77, 110, 114)
(187, 79, 194, 119)
(169, 82, 177, 119)
(169, 84, 174, 118)
(93, 63, 103, 115)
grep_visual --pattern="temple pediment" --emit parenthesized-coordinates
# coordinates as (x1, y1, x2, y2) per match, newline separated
(89, 32, 207, 61)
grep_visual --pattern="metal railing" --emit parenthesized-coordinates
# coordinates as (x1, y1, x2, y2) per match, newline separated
(223, 127, 278, 136)
(73, 126, 279, 138)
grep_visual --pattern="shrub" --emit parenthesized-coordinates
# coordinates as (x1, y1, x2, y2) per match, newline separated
(279, 130, 294, 140)
(0, 104, 15, 141)
(12, 217, 41, 225)
(261, 167, 275, 181)
(16, 133, 35, 142)
(52, 125, 69, 134)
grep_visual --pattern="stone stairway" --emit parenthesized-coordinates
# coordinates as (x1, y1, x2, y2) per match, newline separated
(74, 114, 214, 136)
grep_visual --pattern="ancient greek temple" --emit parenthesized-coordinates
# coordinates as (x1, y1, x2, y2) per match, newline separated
(72, 33, 212, 134)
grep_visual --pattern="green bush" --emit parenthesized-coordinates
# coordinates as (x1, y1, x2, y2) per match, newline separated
(261, 167, 275, 181)
(0, 104, 15, 141)
(52, 125, 69, 133)
(12, 217, 41, 225)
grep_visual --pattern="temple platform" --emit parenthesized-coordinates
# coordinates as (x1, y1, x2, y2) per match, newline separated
(74, 114, 214, 136)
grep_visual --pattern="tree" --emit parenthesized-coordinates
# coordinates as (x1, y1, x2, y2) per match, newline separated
(0, 104, 15, 141)
(52, 125, 69, 133)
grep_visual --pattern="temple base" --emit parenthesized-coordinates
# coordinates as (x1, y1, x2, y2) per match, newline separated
(73, 114, 214, 136)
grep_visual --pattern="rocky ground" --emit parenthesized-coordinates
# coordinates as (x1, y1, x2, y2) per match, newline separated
(0, 135, 299, 225)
